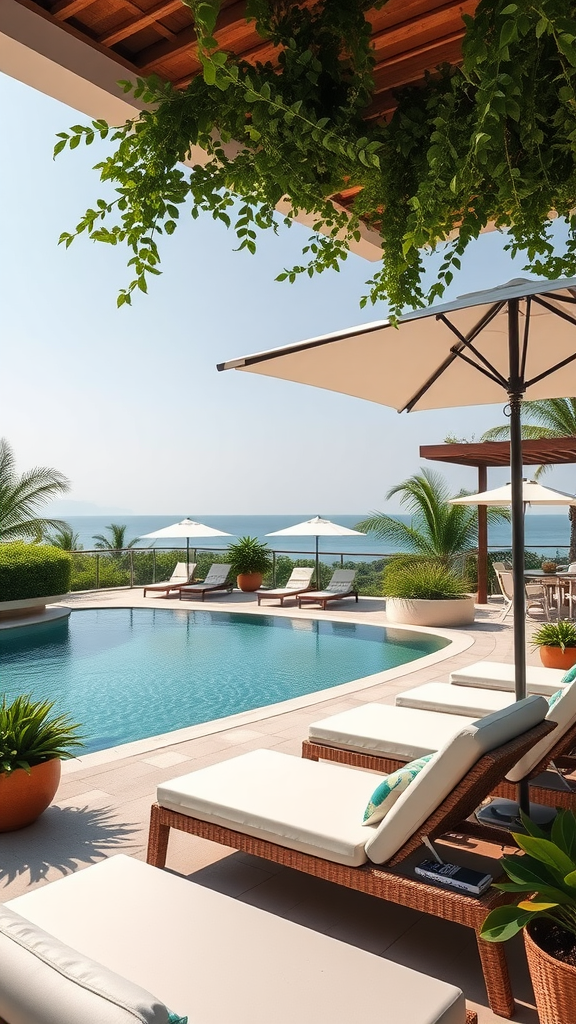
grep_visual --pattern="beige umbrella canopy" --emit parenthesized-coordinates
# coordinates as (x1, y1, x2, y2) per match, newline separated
(141, 518, 232, 575)
(450, 480, 576, 507)
(219, 276, 576, 816)
(267, 516, 365, 588)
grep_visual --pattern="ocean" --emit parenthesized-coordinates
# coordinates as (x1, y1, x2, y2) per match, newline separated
(61, 513, 573, 559)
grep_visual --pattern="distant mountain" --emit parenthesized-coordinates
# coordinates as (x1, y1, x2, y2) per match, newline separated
(45, 500, 133, 516)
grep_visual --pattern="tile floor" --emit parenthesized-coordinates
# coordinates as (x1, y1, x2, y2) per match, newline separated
(0, 589, 549, 1023)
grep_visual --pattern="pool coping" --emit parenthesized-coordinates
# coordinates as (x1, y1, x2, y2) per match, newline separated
(59, 600, 474, 774)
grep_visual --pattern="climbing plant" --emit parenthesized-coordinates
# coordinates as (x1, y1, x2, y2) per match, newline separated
(55, 1, 576, 316)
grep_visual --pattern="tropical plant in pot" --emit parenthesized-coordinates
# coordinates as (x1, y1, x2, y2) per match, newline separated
(0, 695, 83, 831)
(227, 536, 273, 592)
(383, 556, 475, 627)
(481, 810, 576, 1024)
(531, 621, 576, 671)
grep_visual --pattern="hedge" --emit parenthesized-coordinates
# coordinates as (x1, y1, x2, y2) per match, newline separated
(0, 543, 72, 601)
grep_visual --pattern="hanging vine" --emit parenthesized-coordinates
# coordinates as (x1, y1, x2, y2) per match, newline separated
(55, 1, 576, 316)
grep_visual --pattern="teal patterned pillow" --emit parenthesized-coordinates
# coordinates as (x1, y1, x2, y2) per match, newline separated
(363, 754, 434, 826)
(561, 663, 576, 684)
(168, 1013, 188, 1023)
(548, 688, 564, 710)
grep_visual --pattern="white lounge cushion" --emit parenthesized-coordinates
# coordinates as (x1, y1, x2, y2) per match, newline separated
(0, 903, 173, 1024)
(507, 681, 576, 782)
(396, 682, 515, 717)
(6, 855, 466, 1024)
(157, 749, 373, 866)
(365, 696, 548, 865)
(309, 704, 476, 761)
(450, 660, 566, 695)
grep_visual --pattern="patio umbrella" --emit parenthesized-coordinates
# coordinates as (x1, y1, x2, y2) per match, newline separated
(266, 516, 365, 589)
(450, 479, 576, 508)
(218, 275, 576, 815)
(141, 518, 232, 576)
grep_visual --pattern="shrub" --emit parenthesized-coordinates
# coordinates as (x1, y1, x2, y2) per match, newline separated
(383, 556, 469, 601)
(531, 621, 576, 652)
(227, 536, 272, 576)
(0, 543, 71, 601)
(0, 694, 83, 774)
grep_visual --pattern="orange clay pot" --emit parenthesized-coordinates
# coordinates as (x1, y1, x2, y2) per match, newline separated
(538, 646, 576, 671)
(0, 759, 61, 831)
(236, 573, 263, 592)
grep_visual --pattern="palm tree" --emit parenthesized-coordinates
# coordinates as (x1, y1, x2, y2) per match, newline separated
(0, 438, 70, 542)
(356, 469, 509, 560)
(482, 398, 576, 560)
(92, 523, 140, 554)
(45, 526, 83, 550)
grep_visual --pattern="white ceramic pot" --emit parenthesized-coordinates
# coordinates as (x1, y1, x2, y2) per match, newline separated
(385, 595, 476, 627)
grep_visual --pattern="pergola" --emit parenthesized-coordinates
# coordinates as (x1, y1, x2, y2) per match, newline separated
(421, 438, 576, 603)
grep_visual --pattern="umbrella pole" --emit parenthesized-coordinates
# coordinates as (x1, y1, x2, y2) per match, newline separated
(316, 536, 320, 590)
(187, 538, 190, 578)
(508, 299, 530, 815)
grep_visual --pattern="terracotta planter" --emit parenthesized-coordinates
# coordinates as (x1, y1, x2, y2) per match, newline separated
(0, 759, 61, 832)
(538, 645, 576, 670)
(236, 572, 263, 592)
(525, 923, 576, 1024)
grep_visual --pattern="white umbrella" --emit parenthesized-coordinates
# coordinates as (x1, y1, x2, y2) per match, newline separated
(141, 518, 232, 575)
(219, 276, 576, 816)
(450, 479, 576, 507)
(266, 516, 365, 589)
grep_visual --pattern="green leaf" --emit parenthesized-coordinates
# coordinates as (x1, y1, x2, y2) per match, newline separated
(513, 835, 576, 879)
(480, 905, 534, 942)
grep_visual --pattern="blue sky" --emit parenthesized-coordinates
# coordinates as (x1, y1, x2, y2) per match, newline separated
(1, 70, 574, 515)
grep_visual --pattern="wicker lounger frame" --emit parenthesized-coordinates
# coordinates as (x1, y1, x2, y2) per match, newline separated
(302, 719, 576, 811)
(297, 588, 359, 610)
(147, 720, 553, 1020)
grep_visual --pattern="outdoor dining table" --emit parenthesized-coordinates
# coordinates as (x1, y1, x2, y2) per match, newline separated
(524, 570, 576, 619)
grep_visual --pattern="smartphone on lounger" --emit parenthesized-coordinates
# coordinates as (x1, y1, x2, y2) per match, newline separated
(414, 860, 493, 895)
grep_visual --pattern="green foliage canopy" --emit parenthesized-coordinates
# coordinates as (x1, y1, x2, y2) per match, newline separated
(55, 1, 576, 317)
(0, 438, 70, 542)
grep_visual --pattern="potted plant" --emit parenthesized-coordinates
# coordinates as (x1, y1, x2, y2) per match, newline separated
(227, 536, 273, 592)
(481, 810, 576, 1024)
(383, 556, 475, 627)
(0, 695, 83, 831)
(542, 559, 558, 573)
(531, 621, 576, 670)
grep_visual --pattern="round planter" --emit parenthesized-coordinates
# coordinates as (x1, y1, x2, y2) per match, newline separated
(0, 595, 68, 621)
(236, 572, 263, 592)
(0, 759, 61, 832)
(525, 923, 576, 1024)
(538, 645, 576, 670)
(385, 595, 475, 627)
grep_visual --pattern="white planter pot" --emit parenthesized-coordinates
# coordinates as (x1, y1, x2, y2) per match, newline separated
(0, 595, 68, 620)
(386, 595, 476, 627)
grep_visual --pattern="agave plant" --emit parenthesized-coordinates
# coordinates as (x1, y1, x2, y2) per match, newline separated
(383, 556, 469, 601)
(531, 621, 576, 652)
(481, 810, 576, 944)
(0, 695, 83, 775)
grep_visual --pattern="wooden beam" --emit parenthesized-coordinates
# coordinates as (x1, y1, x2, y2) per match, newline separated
(51, 0, 98, 20)
(98, 0, 182, 47)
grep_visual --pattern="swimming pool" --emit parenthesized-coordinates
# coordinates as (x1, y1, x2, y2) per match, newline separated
(0, 609, 450, 753)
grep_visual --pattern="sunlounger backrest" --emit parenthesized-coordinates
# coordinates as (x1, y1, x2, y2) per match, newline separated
(327, 570, 356, 593)
(364, 695, 548, 865)
(286, 567, 314, 588)
(170, 562, 191, 582)
(203, 563, 231, 585)
(507, 681, 576, 782)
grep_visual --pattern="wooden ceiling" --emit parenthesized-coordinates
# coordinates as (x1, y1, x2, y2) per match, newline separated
(26, 0, 477, 123)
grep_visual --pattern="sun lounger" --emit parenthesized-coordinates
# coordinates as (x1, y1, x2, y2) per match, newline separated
(148, 698, 553, 1018)
(449, 659, 566, 695)
(256, 566, 314, 606)
(0, 854, 476, 1024)
(179, 563, 233, 601)
(143, 562, 197, 598)
(303, 681, 576, 808)
(297, 569, 358, 609)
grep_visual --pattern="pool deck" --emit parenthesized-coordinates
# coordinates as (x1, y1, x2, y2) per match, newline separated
(0, 589, 547, 1023)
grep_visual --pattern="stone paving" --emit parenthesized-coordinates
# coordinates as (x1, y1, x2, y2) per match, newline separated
(0, 589, 548, 1023)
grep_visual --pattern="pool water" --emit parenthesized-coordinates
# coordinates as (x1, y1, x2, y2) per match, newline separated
(0, 609, 449, 754)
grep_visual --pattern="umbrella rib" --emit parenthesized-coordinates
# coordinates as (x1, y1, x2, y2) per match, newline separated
(402, 302, 505, 412)
(526, 348, 576, 388)
(451, 348, 508, 386)
(532, 294, 576, 327)
(520, 296, 531, 382)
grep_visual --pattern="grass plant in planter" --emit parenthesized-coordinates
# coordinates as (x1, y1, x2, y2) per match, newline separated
(531, 621, 576, 671)
(481, 810, 576, 1024)
(227, 536, 273, 592)
(383, 557, 475, 627)
(0, 695, 83, 831)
